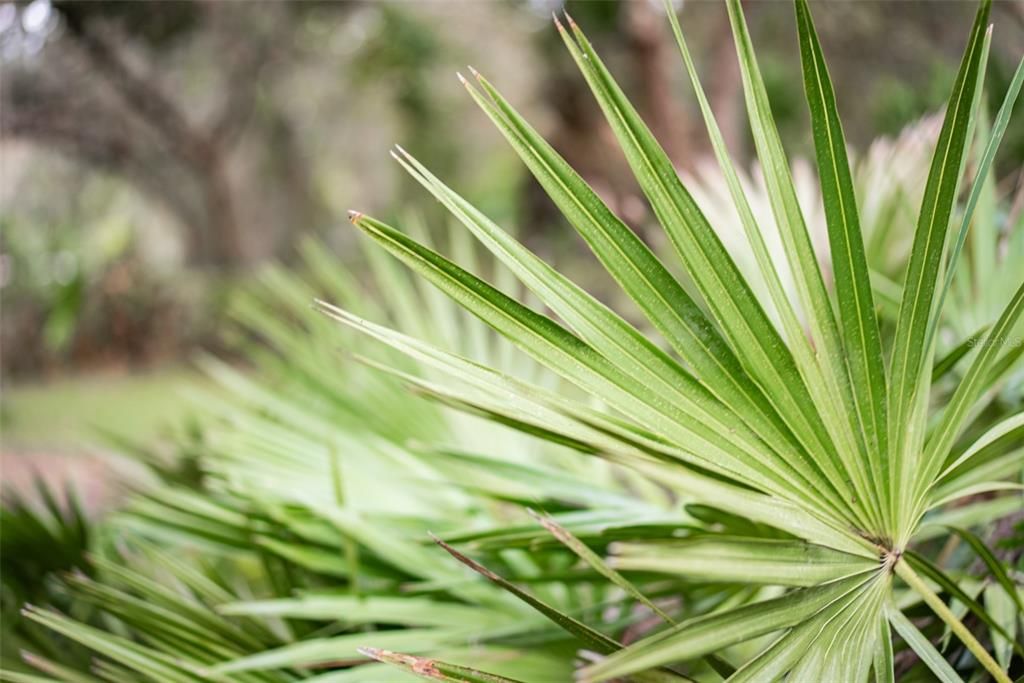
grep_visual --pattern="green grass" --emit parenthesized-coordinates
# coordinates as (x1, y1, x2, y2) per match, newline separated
(2, 365, 210, 450)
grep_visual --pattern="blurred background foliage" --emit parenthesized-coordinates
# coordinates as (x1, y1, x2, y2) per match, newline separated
(1, 0, 1023, 494)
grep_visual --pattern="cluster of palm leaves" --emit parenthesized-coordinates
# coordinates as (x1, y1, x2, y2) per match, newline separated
(3, 0, 1023, 681)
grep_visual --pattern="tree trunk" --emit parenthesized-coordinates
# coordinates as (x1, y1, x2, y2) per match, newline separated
(198, 146, 243, 267)
(625, 0, 689, 166)
(707, 5, 744, 159)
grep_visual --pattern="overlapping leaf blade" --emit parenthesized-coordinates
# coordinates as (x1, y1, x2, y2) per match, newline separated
(345, 212, 839, 508)
(390, 148, 832, 510)
(724, 0, 882, 535)
(795, 0, 889, 506)
(887, 0, 992, 534)
(453, 68, 839, 514)
(555, 14, 863, 528)
(577, 573, 878, 681)
(609, 536, 876, 587)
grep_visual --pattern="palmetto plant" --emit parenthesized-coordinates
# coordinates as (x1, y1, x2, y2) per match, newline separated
(4, 237, 709, 682)
(5, 0, 1024, 682)
(321, 0, 1024, 679)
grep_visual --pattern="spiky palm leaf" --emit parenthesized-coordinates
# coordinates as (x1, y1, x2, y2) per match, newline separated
(1, 481, 95, 675)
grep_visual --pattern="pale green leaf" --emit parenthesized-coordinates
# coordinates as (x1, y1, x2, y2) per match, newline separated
(576, 573, 875, 681)
(610, 536, 876, 587)
(886, 606, 963, 683)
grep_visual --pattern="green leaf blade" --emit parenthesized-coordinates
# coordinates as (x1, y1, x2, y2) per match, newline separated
(723, 0, 885, 536)
(609, 536, 876, 587)
(887, 0, 992, 533)
(795, 0, 888, 474)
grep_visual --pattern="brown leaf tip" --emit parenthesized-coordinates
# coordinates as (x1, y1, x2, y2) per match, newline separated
(430, 533, 503, 583)
(358, 646, 385, 660)
(20, 651, 44, 666)
(347, 210, 364, 224)
(358, 648, 443, 679)
(528, 508, 571, 542)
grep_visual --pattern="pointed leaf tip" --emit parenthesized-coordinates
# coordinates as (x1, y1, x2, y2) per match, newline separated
(526, 507, 566, 538)
(391, 144, 411, 163)
(456, 71, 467, 85)
(431, 534, 505, 583)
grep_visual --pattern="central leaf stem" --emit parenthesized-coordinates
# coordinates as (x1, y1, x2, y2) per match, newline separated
(894, 558, 1010, 683)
